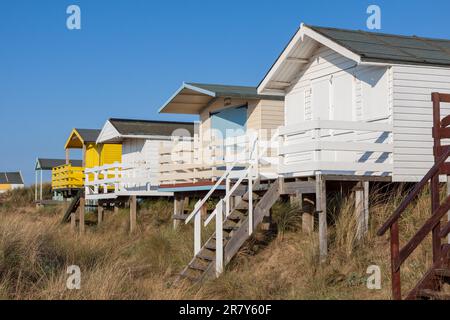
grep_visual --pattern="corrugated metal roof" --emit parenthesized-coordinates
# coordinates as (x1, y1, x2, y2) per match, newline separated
(36, 158, 83, 170)
(109, 119, 195, 137)
(75, 129, 101, 143)
(0, 172, 24, 184)
(308, 25, 450, 67)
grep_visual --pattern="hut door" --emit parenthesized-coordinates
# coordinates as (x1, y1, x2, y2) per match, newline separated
(210, 106, 247, 140)
(211, 106, 247, 163)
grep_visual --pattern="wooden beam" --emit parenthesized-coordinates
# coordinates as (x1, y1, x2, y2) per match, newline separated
(173, 196, 183, 229)
(98, 204, 104, 225)
(355, 182, 365, 240)
(70, 212, 76, 232)
(79, 197, 85, 235)
(286, 57, 309, 64)
(316, 174, 327, 262)
(129, 195, 137, 234)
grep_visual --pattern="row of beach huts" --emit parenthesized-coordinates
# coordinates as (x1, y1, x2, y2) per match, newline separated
(32, 24, 450, 299)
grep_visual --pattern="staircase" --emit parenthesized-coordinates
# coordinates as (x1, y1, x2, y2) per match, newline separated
(179, 179, 280, 283)
(378, 92, 450, 300)
(62, 189, 83, 223)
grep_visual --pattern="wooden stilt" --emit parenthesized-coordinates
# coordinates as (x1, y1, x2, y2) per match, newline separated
(355, 182, 365, 240)
(315, 174, 327, 262)
(70, 212, 76, 232)
(447, 176, 450, 244)
(130, 195, 137, 234)
(98, 203, 104, 225)
(79, 197, 85, 235)
(114, 203, 119, 215)
(364, 181, 370, 235)
(173, 196, 182, 229)
(302, 196, 314, 234)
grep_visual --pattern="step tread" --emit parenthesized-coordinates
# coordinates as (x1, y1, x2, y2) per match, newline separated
(418, 289, 450, 300)
(189, 261, 209, 271)
(435, 268, 450, 278)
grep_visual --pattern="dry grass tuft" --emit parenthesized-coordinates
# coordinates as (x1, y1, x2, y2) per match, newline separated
(0, 185, 442, 299)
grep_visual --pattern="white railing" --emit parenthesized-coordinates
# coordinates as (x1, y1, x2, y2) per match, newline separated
(159, 133, 278, 185)
(84, 162, 156, 196)
(184, 132, 279, 277)
(278, 120, 393, 177)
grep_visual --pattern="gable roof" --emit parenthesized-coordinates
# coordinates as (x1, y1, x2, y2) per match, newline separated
(65, 128, 101, 149)
(110, 118, 195, 136)
(159, 82, 283, 114)
(310, 25, 450, 66)
(97, 119, 196, 144)
(258, 23, 450, 94)
(0, 172, 24, 185)
(35, 158, 83, 171)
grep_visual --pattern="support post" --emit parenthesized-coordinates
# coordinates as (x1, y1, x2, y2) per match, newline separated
(114, 203, 119, 215)
(129, 195, 137, 234)
(35, 171, 38, 202)
(215, 200, 224, 277)
(248, 172, 253, 235)
(315, 173, 327, 262)
(79, 197, 85, 235)
(447, 176, 450, 244)
(70, 212, 76, 232)
(173, 196, 182, 230)
(66, 149, 70, 165)
(364, 181, 370, 235)
(225, 178, 230, 217)
(98, 203, 104, 225)
(194, 201, 202, 255)
(302, 195, 314, 234)
(40, 169, 43, 201)
(355, 182, 365, 240)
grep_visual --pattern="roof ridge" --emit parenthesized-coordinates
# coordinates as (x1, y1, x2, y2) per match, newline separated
(109, 118, 194, 125)
(307, 24, 450, 43)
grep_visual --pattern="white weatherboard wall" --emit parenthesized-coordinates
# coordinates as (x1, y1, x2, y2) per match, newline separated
(283, 45, 392, 176)
(392, 64, 450, 182)
(122, 138, 166, 186)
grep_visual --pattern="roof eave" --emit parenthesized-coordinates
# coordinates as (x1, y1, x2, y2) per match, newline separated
(158, 82, 216, 114)
(258, 23, 362, 94)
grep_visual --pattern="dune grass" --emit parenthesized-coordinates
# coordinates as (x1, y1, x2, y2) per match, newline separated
(0, 184, 442, 300)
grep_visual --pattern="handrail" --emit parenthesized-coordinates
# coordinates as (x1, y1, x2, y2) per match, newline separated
(204, 164, 254, 226)
(184, 135, 258, 224)
(377, 147, 450, 236)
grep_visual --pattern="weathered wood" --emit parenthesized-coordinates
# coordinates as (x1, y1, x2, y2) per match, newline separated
(79, 197, 85, 235)
(354, 182, 369, 240)
(173, 196, 183, 229)
(70, 212, 76, 232)
(302, 196, 314, 234)
(316, 174, 327, 262)
(114, 204, 119, 215)
(129, 195, 137, 234)
(447, 176, 450, 245)
(391, 221, 401, 300)
(282, 181, 316, 195)
(98, 204, 104, 225)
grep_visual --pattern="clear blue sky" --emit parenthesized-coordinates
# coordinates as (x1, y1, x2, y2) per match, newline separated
(1, 0, 450, 185)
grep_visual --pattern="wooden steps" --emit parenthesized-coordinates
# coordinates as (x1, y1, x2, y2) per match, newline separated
(418, 289, 450, 300)
(177, 178, 281, 285)
(61, 189, 83, 223)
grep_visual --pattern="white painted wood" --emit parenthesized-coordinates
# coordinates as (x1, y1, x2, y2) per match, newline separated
(215, 200, 224, 277)
(248, 172, 253, 235)
(392, 64, 450, 182)
(96, 120, 121, 144)
(194, 201, 202, 255)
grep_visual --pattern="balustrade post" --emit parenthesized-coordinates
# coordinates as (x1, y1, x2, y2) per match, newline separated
(194, 201, 202, 255)
(216, 200, 224, 277)
(225, 177, 230, 217)
(248, 169, 253, 235)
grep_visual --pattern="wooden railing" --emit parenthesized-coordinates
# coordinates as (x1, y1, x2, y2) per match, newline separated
(159, 134, 278, 185)
(52, 164, 84, 190)
(278, 120, 393, 176)
(84, 162, 157, 196)
(378, 92, 450, 300)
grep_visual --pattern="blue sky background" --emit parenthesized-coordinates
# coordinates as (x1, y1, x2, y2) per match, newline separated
(2, 0, 450, 185)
